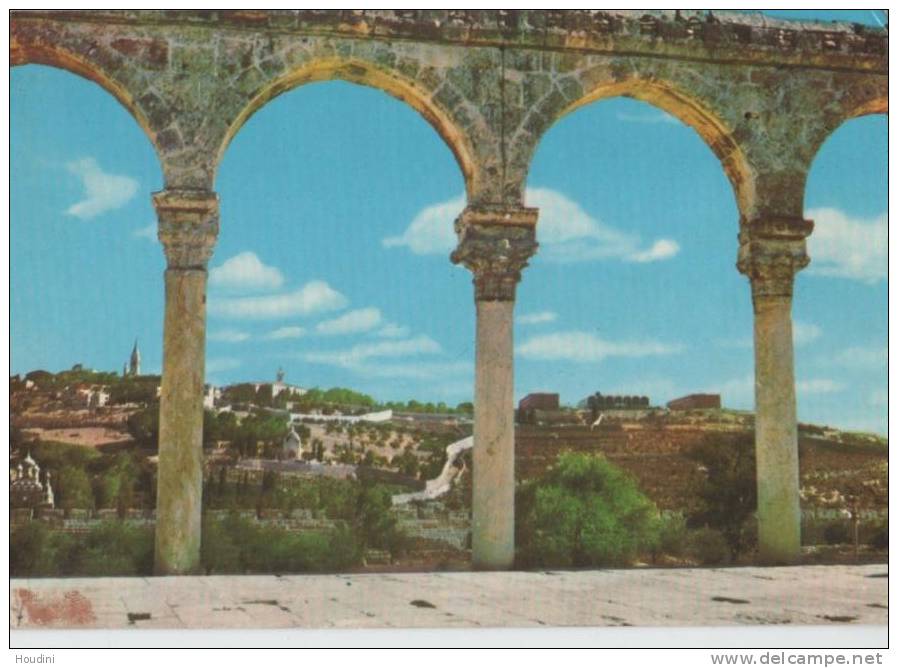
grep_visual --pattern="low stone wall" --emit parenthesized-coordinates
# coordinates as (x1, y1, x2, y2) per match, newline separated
(10, 504, 473, 550)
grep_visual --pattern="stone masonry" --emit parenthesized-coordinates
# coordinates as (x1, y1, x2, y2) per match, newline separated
(10, 10, 888, 572)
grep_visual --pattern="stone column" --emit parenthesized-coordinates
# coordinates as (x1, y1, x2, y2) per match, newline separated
(451, 206, 538, 570)
(152, 189, 219, 575)
(737, 216, 812, 564)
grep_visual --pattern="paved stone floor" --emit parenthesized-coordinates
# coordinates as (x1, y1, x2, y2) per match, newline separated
(10, 564, 887, 630)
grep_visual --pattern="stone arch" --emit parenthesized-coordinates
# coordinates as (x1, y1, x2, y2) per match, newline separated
(214, 58, 480, 200)
(519, 76, 754, 218)
(10, 39, 164, 167)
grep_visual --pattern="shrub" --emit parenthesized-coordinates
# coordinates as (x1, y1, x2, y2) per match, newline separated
(650, 512, 689, 560)
(687, 527, 731, 566)
(200, 513, 361, 574)
(869, 521, 888, 550)
(10, 522, 153, 577)
(823, 520, 851, 545)
(686, 433, 757, 558)
(515, 452, 659, 568)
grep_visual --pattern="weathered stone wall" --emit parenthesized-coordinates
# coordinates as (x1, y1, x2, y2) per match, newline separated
(10, 9, 887, 214)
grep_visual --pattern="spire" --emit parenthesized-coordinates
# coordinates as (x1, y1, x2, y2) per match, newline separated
(130, 338, 141, 376)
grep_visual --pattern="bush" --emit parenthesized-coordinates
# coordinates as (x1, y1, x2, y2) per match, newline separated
(686, 433, 757, 558)
(687, 527, 731, 566)
(869, 521, 888, 550)
(650, 512, 689, 560)
(823, 521, 851, 545)
(516, 452, 659, 568)
(10, 522, 153, 577)
(200, 513, 361, 574)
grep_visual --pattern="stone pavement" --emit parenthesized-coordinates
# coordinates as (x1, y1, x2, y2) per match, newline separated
(10, 564, 887, 630)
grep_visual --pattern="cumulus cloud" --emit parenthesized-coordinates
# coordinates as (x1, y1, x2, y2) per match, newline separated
(208, 329, 250, 343)
(382, 189, 680, 265)
(265, 326, 306, 340)
(208, 280, 347, 320)
(303, 335, 442, 367)
(830, 345, 887, 370)
(806, 207, 886, 283)
(315, 307, 382, 336)
(65, 157, 138, 219)
(793, 320, 822, 346)
(616, 110, 680, 125)
(209, 252, 285, 292)
(382, 196, 463, 254)
(133, 223, 156, 240)
(375, 323, 411, 339)
(516, 331, 683, 362)
(797, 378, 845, 394)
(517, 311, 558, 325)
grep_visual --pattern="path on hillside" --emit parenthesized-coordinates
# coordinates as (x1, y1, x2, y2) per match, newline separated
(10, 564, 887, 630)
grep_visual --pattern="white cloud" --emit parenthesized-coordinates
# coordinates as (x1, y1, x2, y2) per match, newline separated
(206, 357, 241, 374)
(797, 378, 845, 394)
(265, 326, 306, 340)
(382, 196, 463, 254)
(628, 239, 681, 263)
(133, 223, 156, 240)
(806, 207, 886, 283)
(616, 110, 680, 125)
(339, 360, 473, 381)
(375, 323, 410, 339)
(65, 157, 138, 219)
(382, 189, 681, 265)
(793, 320, 822, 346)
(303, 335, 442, 367)
(516, 331, 683, 362)
(830, 345, 887, 370)
(316, 307, 382, 336)
(209, 252, 285, 291)
(209, 329, 250, 343)
(517, 311, 558, 325)
(208, 280, 347, 320)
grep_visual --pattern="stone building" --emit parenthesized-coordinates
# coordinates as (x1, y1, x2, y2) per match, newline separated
(281, 425, 304, 460)
(123, 339, 141, 377)
(9, 453, 54, 509)
(667, 393, 722, 411)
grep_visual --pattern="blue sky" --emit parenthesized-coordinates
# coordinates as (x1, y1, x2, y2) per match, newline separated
(9, 10, 887, 434)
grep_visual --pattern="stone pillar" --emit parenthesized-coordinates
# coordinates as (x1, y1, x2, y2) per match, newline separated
(152, 189, 219, 575)
(451, 206, 538, 570)
(737, 216, 812, 564)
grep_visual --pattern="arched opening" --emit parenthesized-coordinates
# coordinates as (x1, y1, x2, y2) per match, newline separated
(204, 79, 474, 568)
(11, 41, 163, 160)
(793, 111, 887, 548)
(215, 59, 479, 200)
(517, 93, 754, 561)
(10, 63, 165, 573)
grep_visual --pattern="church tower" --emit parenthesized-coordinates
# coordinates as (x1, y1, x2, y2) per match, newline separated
(129, 339, 141, 377)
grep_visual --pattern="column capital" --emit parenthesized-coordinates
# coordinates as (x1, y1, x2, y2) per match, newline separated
(153, 189, 220, 270)
(450, 206, 539, 301)
(737, 215, 812, 301)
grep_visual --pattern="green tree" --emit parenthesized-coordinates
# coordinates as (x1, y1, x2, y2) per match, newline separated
(516, 452, 659, 568)
(686, 433, 757, 558)
(56, 466, 95, 510)
(126, 405, 160, 446)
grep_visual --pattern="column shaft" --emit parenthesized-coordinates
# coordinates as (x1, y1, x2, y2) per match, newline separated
(473, 300, 516, 569)
(152, 189, 219, 576)
(752, 295, 800, 563)
(155, 268, 208, 574)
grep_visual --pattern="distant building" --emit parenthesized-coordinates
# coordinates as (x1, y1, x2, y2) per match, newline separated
(586, 392, 650, 412)
(10, 452, 54, 509)
(282, 425, 304, 460)
(124, 339, 141, 377)
(518, 393, 559, 423)
(203, 384, 221, 409)
(667, 394, 721, 411)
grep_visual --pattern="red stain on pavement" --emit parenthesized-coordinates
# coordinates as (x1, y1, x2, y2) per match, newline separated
(13, 588, 96, 627)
